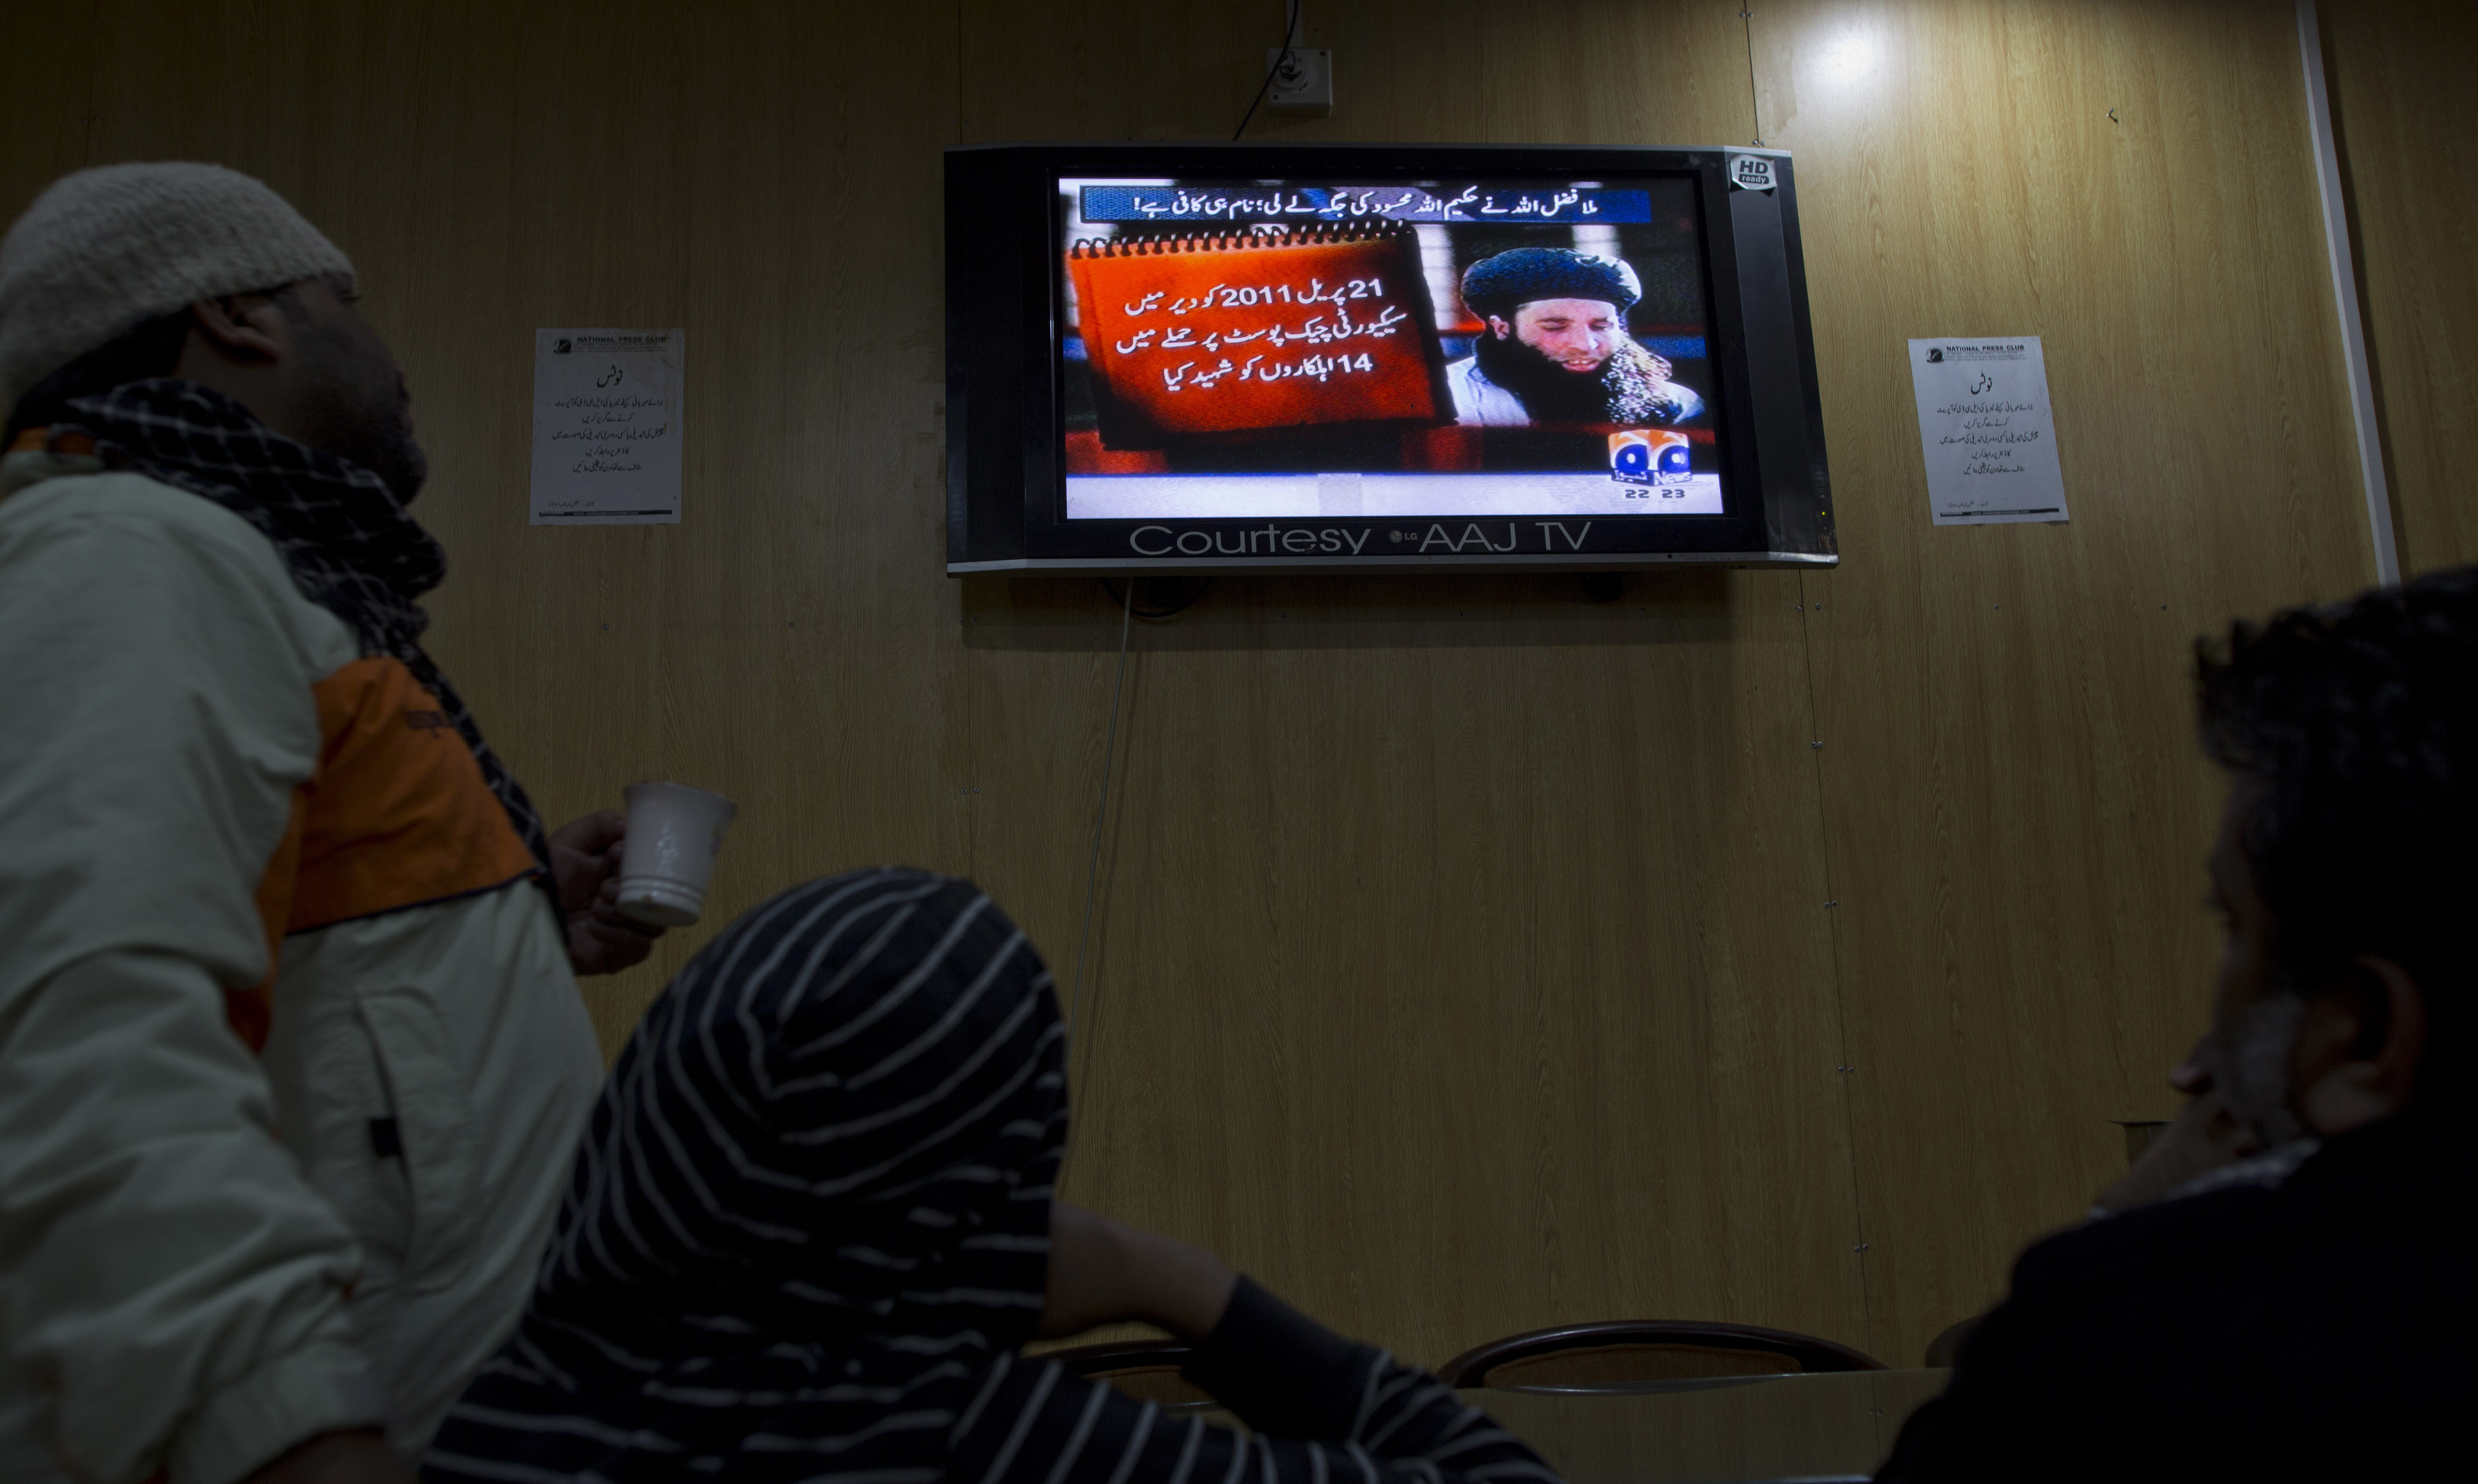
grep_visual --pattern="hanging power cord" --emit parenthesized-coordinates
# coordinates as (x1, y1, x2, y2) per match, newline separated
(1741, 8, 1764, 146)
(1232, 0, 1306, 141)
(1063, 579, 1136, 1059)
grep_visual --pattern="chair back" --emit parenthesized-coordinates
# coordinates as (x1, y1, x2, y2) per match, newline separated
(1438, 1321, 1886, 1390)
(1039, 1339, 1214, 1410)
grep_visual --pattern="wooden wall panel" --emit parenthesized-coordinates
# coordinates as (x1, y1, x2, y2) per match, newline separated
(965, 580, 1864, 1364)
(956, 0, 1867, 1366)
(2322, 1, 2478, 574)
(1755, 0, 2383, 1365)
(3, 0, 2414, 1381)
(0, 68, 89, 239)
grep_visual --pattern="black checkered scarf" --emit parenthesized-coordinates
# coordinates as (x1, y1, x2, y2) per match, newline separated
(48, 378, 550, 870)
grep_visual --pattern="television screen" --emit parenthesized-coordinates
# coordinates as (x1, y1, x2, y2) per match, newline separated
(949, 145, 1834, 573)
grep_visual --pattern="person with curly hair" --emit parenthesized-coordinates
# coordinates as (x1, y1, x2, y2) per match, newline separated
(1879, 567, 2478, 1481)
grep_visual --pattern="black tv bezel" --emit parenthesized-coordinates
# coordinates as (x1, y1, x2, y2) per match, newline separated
(946, 142, 1835, 574)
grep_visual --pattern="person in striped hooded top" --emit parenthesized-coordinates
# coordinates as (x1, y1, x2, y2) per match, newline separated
(425, 868, 1565, 1484)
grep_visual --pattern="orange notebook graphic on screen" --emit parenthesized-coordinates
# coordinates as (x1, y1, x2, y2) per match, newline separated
(1069, 224, 1449, 449)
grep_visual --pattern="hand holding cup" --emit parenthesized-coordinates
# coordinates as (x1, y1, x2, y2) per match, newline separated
(613, 782, 739, 929)
(549, 810, 666, 976)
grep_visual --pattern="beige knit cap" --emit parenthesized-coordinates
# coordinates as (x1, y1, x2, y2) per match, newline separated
(0, 161, 355, 409)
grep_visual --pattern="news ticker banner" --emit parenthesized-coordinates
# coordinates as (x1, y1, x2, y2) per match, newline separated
(1078, 183, 1654, 226)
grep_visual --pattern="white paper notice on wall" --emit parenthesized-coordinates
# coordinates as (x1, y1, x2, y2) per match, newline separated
(1907, 337, 2068, 526)
(530, 329, 684, 525)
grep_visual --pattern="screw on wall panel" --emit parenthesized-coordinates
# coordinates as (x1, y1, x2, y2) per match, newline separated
(1836, 1065, 1855, 1072)
(1811, 740, 1824, 748)
(1824, 900, 1839, 908)
(1795, 604, 1804, 611)
(1854, 1244, 1871, 1252)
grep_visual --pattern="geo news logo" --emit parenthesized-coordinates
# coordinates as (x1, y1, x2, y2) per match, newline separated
(1609, 429, 1692, 489)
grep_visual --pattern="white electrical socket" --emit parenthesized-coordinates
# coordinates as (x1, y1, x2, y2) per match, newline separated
(1266, 47, 1333, 114)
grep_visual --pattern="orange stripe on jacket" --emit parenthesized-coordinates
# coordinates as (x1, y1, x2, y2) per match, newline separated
(7, 427, 96, 456)
(291, 656, 541, 933)
(239, 656, 543, 1045)
(234, 654, 540, 1050)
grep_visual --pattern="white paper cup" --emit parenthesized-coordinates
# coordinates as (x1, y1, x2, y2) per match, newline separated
(615, 781, 738, 927)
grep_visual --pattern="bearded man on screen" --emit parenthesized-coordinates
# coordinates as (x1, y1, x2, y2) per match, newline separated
(1444, 246, 1703, 428)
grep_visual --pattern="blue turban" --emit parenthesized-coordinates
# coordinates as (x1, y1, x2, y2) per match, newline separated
(1459, 247, 1641, 317)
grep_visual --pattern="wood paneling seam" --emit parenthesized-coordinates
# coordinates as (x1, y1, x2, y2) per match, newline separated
(1797, 568, 1874, 1362)
(2297, 0, 2400, 585)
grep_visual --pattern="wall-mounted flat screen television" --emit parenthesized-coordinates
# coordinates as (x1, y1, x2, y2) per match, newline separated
(946, 143, 1834, 574)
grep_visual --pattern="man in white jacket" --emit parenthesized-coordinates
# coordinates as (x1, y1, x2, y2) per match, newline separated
(0, 164, 658, 1484)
